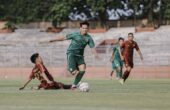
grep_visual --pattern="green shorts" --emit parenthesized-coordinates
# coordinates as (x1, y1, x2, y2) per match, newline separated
(67, 53, 85, 72)
(112, 60, 123, 70)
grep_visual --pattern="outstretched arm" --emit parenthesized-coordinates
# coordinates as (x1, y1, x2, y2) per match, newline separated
(135, 43, 143, 61)
(49, 35, 66, 43)
(137, 50, 143, 61)
(19, 79, 32, 90)
(40, 35, 66, 44)
(110, 52, 114, 62)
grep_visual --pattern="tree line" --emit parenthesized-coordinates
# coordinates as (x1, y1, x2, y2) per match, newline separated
(0, 0, 170, 27)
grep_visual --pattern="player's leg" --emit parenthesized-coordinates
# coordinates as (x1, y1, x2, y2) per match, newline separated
(67, 53, 78, 75)
(73, 64, 85, 86)
(38, 80, 51, 89)
(110, 62, 116, 79)
(110, 71, 114, 79)
(54, 82, 72, 89)
(114, 60, 122, 79)
(119, 61, 124, 78)
(62, 84, 72, 89)
(122, 66, 131, 82)
(121, 59, 133, 82)
(116, 67, 122, 79)
(67, 53, 80, 89)
(73, 56, 86, 86)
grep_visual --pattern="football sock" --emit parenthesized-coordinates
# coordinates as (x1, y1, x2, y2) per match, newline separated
(116, 70, 122, 79)
(116, 68, 122, 79)
(116, 71, 119, 78)
(63, 84, 72, 89)
(110, 71, 114, 77)
(73, 71, 85, 85)
(122, 71, 130, 81)
(119, 69, 123, 78)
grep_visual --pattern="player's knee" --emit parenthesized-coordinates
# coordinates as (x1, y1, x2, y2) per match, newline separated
(79, 71, 85, 75)
(70, 70, 79, 75)
(117, 68, 121, 73)
(127, 67, 131, 71)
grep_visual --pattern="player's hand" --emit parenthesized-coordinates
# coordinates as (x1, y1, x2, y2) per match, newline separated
(141, 59, 144, 65)
(19, 87, 24, 90)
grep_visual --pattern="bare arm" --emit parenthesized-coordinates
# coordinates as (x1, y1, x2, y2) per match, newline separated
(40, 35, 66, 44)
(41, 72, 53, 83)
(19, 79, 32, 90)
(49, 35, 66, 43)
(137, 50, 143, 61)
(135, 43, 143, 61)
(91, 48, 99, 59)
(110, 52, 114, 62)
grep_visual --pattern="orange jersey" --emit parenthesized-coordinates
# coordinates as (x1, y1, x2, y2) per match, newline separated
(29, 64, 46, 82)
(29, 64, 71, 90)
(122, 40, 139, 68)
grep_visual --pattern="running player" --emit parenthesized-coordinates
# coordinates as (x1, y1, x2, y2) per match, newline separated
(119, 33, 143, 84)
(41, 21, 99, 89)
(19, 53, 72, 90)
(110, 37, 124, 80)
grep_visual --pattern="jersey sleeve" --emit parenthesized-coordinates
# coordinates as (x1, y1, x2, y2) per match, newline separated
(37, 64, 45, 73)
(29, 71, 35, 79)
(43, 66, 54, 82)
(112, 45, 117, 52)
(122, 42, 125, 48)
(112, 46, 115, 52)
(134, 42, 139, 51)
(88, 36, 95, 48)
(66, 33, 75, 40)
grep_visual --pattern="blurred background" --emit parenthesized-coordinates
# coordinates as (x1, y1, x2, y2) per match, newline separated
(0, 0, 169, 27)
(0, 0, 170, 79)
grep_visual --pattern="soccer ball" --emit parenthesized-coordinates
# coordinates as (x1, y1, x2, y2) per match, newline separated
(78, 82, 90, 92)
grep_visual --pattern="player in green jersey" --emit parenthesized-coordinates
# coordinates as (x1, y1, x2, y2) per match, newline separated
(41, 21, 99, 89)
(110, 37, 124, 80)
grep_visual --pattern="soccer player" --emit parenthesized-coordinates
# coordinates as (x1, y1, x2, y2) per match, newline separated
(19, 53, 72, 90)
(110, 37, 124, 80)
(119, 33, 143, 84)
(41, 21, 98, 89)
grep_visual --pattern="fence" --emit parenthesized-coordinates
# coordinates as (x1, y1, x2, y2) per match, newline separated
(0, 45, 170, 79)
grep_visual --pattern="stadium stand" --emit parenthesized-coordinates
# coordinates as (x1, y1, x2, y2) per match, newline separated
(0, 26, 170, 79)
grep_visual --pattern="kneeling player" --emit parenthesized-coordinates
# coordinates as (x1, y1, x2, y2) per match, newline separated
(110, 37, 124, 80)
(19, 53, 72, 90)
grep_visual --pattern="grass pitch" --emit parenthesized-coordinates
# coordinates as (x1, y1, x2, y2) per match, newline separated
(0, 79, 170, 110)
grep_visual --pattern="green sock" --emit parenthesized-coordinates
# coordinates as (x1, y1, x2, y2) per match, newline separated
(116, 68, 122, 78)
(118, 69, 122, 78)
(116, 72, 119, 78)
(73, 71, 85, 85)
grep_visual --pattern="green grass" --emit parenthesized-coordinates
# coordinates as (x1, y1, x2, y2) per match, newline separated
(0, 79, 170, 110)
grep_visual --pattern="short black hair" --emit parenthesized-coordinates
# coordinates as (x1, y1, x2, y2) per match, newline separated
(30, 53, 39, 64)
(128, 33, 133, 36)
(80, 21, 89, 27)
(118, 37, 124, 41)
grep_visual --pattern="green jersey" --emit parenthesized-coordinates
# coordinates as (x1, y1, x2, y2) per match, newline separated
(66, 32, 95, 56)
(112, 44, 123, 61)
